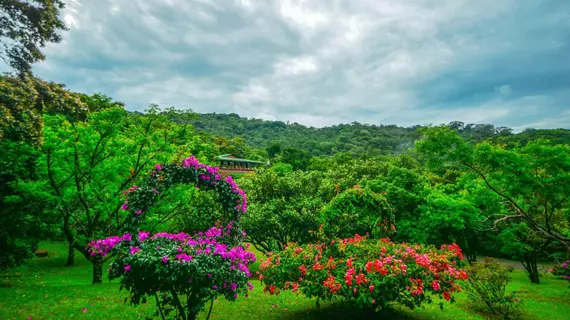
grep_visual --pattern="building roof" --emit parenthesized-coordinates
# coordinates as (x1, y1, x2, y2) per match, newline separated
(216, 154, 266, 164)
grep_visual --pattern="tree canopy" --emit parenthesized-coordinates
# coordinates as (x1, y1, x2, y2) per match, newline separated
(0, 0, 67, 74)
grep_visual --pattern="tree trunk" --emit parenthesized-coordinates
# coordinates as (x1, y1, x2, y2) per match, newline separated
(66, 241, 75, 266)
(62, 217, 76, 267)
(92, 255, 103, 284)
(466, 251, 477, 264)
(522, 252, 540, 284)
(170, 290, 188, 320)
(462, 234, 478, 265)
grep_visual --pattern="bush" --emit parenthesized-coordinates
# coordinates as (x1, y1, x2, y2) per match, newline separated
(88, 156, 254, 319)
(242, 197, 322, 253)
(90, 227, 256, 319)
(319, 186, 395, 239)
(167, 188, 224, 235)
(240, 169, 328, 254)
(552, 261, 570, 285)
(465, 257, 522, 319)
(259, 235, 467, 312)
(552, 260, 570, 277)
(0, 236, 38, 272)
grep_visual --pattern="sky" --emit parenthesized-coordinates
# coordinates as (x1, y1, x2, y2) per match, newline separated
(31, 0, 570, 130)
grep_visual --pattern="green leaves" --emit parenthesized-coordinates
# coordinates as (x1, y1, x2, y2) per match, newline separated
(320, 187, 395, 239)
(0, 0, 67, 72)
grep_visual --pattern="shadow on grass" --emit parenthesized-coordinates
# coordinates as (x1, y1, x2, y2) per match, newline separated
(274, 303, 413, 320)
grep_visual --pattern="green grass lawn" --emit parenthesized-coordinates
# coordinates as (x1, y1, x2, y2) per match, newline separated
(1, 242, 569, 320)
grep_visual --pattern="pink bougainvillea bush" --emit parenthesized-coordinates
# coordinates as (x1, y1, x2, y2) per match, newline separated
(259, 234, 467, 312)
(89, 227, 256, 319)
(88, 156, 254, 320)
(552, 260, 570, 282)
(120, 156, 247, 242)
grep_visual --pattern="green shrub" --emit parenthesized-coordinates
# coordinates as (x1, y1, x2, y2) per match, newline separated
(239, 169, 328, 254)
(465, 257, 522, 319)
(552, 260, 570, 279)
(319, 186, 395, 239)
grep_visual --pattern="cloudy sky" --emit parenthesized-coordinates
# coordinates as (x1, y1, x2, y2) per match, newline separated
(33, 0, 570, 130)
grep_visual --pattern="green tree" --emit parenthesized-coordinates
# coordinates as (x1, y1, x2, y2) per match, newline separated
(266, 143, 282, 158)
(417, 126, 570, 282)
(1, 0, 67, 74)
(280, 147, 311, 171)
(0, 73, 86, 144)
(320, 186, 395, 239)
(0, 74, 86, 272)
(16, 106, 199, 283)
(0, 140, 40, 272)
(240, 169, 328, 253)
(415, 187, 482, 263)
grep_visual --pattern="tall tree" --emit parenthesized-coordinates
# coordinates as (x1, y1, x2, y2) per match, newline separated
(1, 0, 67, 74)
(0, 73, 85, 272)
(16, 106, 201, 283)
(417, 126, 570, 282)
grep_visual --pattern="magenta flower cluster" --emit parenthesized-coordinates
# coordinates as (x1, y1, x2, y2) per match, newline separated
(224, 175, 247, 213)
(181, 155, 247, 213)
(87, 233, 132, 257)
(87, 224, 233, 257)
(120, 156, 248, 217)
(88, 228, 256, 290)
(87, 226, 255, 276)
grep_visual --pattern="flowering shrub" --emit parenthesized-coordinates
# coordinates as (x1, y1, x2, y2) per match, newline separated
(89, 227, 255, 319)
(259, 234, 467, 312)
(552, 260, 570, 281)
(121, 156, 247, 242)
(88, 156, 254, 319)
(465, 257, 522, 319)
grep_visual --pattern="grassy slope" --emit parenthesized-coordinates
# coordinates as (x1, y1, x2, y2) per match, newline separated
(1, 242, 569, 320)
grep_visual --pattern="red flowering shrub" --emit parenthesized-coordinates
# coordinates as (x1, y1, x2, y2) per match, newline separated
(260, 234, 467, 311)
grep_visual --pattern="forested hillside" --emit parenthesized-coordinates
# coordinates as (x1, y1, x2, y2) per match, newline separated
(191, 113, 419, 157)
(190, 113, 570, 160)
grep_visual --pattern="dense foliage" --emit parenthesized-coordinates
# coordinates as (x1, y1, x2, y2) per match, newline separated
(417, 126, 570, 283)
(13, 106, 207, 282)
(259, 235, 467, 311)
(239, 169, 328, 253)
(191, 113, 420, 158)
(0, 73, 87, 271)
(0, 0, 67, 74)
(188, 113, 570, 164)
(551, 260, 570, 281)
(320, 186, 395, 239)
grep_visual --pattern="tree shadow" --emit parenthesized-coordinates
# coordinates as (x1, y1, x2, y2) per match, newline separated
(274, 304, 413, 320)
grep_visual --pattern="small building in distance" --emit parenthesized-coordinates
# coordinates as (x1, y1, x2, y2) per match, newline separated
(217, 154, 266, 174)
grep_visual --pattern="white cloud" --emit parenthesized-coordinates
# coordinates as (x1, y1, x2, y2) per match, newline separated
(274, 56, 318, 76)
